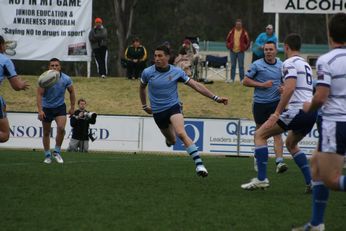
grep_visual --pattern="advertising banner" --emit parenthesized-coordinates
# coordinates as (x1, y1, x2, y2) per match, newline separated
(2, 113, 319, 156)
(0, 0, 92, 61)
(2, 113, 141, 151)
(264, 0, 346, 14)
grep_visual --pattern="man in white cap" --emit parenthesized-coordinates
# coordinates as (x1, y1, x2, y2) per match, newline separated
(251, 24, 278, 62)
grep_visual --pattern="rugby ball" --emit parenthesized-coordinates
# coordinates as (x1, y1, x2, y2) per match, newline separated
(38, 70, 59, 88)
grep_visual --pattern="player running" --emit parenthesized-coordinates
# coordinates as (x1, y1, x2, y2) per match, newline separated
(139, 45, 228, 177)
(0, 35, 29, 142)
(241, 34, 316, 192)
(292, 13, 346, 231)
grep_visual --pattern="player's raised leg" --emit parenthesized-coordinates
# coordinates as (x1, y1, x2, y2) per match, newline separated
(170, 113, 208, 177)
(159, 124, 176, 147)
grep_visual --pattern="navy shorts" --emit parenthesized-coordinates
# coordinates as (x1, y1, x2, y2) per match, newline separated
(0, 96, 7, 119)
(252, 100, 279, 125)
(43, 103, 67, 123)
(153, 104, 182, 129)
(318, 119, 346, 156)
(277, 108, 317, 136)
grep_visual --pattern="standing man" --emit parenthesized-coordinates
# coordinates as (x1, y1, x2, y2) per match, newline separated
(67, 98, 96, 152)
(140, 45, 228, 177)
(125, 38, 147, 79)
(243, 41, 287, 174)
(0, 35, 29, 142)
(252, 24, 278, 62)
(292, 13, 346, 231)
(241, 34, 315, 192)
(89, 17, 108, 78)
(37, 58, 76, 164)
(226, 19, 250, 82)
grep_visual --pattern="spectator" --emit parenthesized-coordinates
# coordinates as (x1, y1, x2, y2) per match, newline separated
(89, 17, 108, 78)
(125, 38, 148, 79)
(37, 58, 76, 164)
(226, 19, 250, 82)
(174, 39, 200, 77)
(174, 47, 193, 77)
(251, 24, 278, 62)
(67, 98, 97, 152)
(0, 35, 29, 143)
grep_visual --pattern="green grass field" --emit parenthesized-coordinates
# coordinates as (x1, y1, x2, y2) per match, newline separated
(1, 150, 345, 231)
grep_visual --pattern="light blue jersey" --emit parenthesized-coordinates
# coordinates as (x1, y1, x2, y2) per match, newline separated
(252, 33, 278, 57)
(0, 53, 17, 86)
(246, 58, 282, 103)
(42, 72, 72, 108)
(141, 64, 190, 113)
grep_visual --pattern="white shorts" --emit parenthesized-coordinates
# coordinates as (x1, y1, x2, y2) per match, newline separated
(318, 119, 346, 156)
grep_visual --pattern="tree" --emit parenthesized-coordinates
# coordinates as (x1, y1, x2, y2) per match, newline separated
(111, 0, 138, 76)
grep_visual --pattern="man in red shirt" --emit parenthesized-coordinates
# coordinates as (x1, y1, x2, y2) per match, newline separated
(226, 19, 250, 83)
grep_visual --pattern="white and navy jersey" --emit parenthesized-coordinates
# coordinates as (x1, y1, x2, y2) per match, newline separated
(316, 47, 346, 122)
(282, 56, 313, 110)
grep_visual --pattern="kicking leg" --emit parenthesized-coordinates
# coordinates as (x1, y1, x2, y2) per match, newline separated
(170, 113, 208, 177)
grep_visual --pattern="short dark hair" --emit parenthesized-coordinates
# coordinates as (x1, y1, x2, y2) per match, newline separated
(264, 41, 277, 47)
(284, 33, 301, 51)
(132, 37, 140, 43)
(50, 58, 60, 63)
(329, 13, 346, 43)
(155, 45, 170, 56)
(0, 35, 4, 44)
(78, 98, 86, 104)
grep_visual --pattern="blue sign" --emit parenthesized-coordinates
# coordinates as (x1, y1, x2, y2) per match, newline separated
(173, 121, 204, 151)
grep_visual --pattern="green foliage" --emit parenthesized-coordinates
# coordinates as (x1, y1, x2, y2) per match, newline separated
(0, 150, 345, 230)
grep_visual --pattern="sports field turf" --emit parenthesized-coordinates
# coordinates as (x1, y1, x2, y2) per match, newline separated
(0, 150, 345, 231)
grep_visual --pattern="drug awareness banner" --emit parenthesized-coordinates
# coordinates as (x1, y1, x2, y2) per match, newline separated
(0, 0, 92, 61)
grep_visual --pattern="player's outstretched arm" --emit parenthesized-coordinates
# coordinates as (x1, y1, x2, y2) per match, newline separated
(187, 79, 228, 105)
(8, 76, 29, 91)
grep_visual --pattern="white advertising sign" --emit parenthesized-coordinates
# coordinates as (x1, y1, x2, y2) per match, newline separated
(0, 0, 92, 61)
(2, 113, 141, 151)
(263, 0, 346, 14)
(1, 113, 319, 156)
